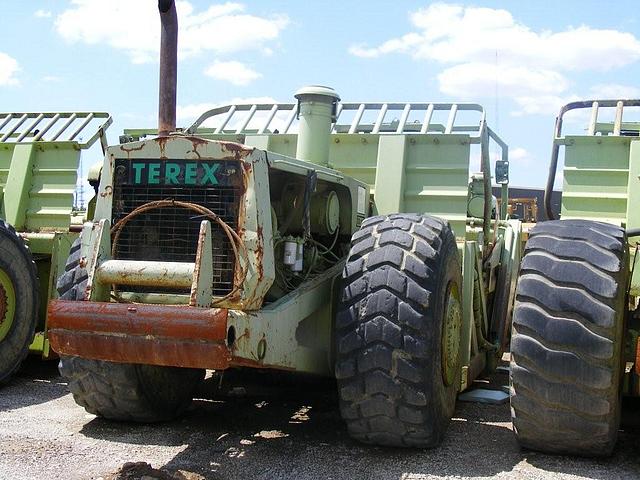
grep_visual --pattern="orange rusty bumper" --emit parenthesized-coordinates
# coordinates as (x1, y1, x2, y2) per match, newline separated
(48, 300, 231, 369)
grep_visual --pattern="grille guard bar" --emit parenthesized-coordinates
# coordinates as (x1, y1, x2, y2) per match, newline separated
(82, 218, 217, 308)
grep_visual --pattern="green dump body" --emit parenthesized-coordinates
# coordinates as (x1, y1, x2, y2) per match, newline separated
(0, 112, 112, 356)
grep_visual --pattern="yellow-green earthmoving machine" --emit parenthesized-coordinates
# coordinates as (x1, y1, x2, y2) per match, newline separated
(0, 111, 111, 382)
(48, 0, 521, 447)
(510, 99, 640, 455)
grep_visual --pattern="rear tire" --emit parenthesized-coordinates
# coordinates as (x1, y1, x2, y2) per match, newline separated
(57, 238, 204, 422)
(0, 220, 38, 383)
(335, 214, 462, 447)
(510, 219, 627, 456)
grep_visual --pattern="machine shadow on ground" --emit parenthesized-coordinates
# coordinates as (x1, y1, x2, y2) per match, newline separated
(0, 357, 67, 413)
(76, 369, 640, 480)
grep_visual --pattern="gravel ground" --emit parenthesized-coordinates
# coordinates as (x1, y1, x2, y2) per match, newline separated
(1, 358, 639, 480)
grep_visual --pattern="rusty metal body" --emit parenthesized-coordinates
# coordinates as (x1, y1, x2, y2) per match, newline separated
(48, 129, 366, 375)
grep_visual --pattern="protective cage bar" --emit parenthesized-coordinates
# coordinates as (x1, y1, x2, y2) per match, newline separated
(0, 112, 112, 148)
(553, 99, 640, 139)
(545, 99, 640, 220)
(187, 102, 487, 137)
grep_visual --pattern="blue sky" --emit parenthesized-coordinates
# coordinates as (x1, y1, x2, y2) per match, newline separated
(1, 0, 640, 195)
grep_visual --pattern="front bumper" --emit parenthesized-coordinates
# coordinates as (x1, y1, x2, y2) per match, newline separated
(48, 300, 231, 369)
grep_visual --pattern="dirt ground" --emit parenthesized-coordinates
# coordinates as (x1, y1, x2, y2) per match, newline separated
(1, 358, 639, 480)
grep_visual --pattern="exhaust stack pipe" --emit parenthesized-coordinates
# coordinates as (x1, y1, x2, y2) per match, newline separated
(158, 0, 177, 136)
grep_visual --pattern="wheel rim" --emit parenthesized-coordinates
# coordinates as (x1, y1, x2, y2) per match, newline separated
(0, 268, 17, 342)
(441, 281, 462, 387)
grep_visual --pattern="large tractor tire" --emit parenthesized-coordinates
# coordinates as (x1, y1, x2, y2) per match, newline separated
(0, 220, 39, 383)
(335, 214, 462, 447)
(510, 220, 627, 456)
(57, 238, 204, 422)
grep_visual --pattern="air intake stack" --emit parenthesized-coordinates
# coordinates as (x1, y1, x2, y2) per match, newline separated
(294, 86, 340, 167)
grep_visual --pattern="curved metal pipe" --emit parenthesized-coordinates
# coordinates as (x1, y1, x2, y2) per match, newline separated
(627, 228, 640, 238)
(158, 0, 177, 136)
(544, 107, 566, 221)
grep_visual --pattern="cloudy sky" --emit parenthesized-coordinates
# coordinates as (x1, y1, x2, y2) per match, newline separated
(1, 0, 639, 192)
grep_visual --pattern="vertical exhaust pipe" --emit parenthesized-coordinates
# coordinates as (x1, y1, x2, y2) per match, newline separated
(158, 0, 177, 136)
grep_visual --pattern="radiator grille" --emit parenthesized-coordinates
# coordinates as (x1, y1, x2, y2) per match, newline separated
(112, 181, 242, 296)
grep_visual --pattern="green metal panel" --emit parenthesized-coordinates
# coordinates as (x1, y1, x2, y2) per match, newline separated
(0, 146, 12, 211)
(327, 134, 380, 190)
(2, 142, 81, 232)
(27, 143, 82, 231)
(626, 140, 640, 234)
(244, 134, 297, 158)
(228, 263, 341, 375)
(403, 134, 470, 239)
(561, 136, 631, 225)
(373, 135, 407, 213)
(329, 134, 470, 238)
(3, 144, 35, 229)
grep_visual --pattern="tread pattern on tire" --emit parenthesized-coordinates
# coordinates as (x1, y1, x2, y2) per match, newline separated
(510, 219, 627, 456)
(336, 213, 461, 448)
(0, 219, 39, 383)
(59, 355, 202, 422)
(57, 238, 203, 422)
(56, 238, 88, 301)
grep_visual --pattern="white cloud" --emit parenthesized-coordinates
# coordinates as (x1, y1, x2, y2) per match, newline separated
(54, 0, 288, 64)
(438, 63, 569, 99)
(205, 61, 261, 86)
(510, 147, 528, 161)
(588, 83, 640, 99)
(0, 52, 20, 86)
(42, 75, 62, 83)
(508, 147, 537, 169)
(35, 9, 52, 18)
(351, 4, 640, 71)
(177, 96, 277, 122)
(177, 102, 220, 122)
(349, 3, 640, 116)
(511, 95, 581, 117)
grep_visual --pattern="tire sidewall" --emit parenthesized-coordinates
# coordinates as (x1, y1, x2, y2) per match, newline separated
(0, 231, 38, 381)
(427, 231, 462, 434)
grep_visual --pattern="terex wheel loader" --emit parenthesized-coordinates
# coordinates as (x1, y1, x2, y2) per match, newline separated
(510, 99, 640, 456)
(48, 0, 521, 448)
